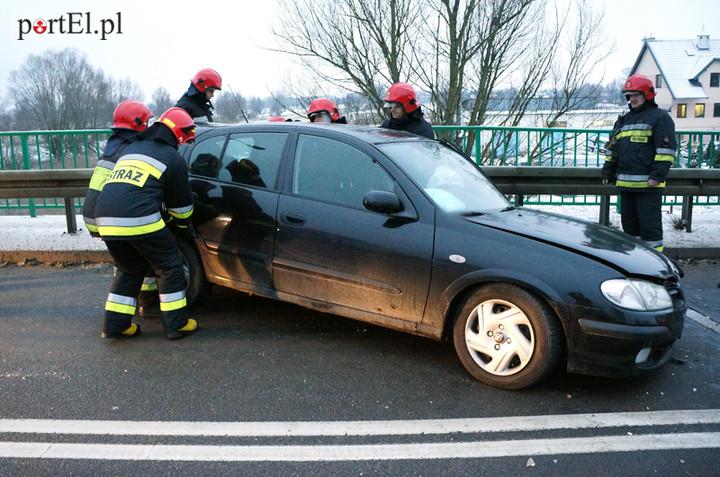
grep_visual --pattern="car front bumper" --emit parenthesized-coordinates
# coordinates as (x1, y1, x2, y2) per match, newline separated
(564, 303, 686, 378)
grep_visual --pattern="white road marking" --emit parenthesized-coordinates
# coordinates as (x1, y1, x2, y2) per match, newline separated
(0, 432, 718, 461)
(0, 409, 718, 437)
(686, 308, 720, 335)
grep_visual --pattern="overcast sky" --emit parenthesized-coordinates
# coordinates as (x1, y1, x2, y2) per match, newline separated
(0, 0, 717, 105)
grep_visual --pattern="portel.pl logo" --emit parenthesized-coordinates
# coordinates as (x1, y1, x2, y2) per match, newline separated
(17, 12, 123, 40)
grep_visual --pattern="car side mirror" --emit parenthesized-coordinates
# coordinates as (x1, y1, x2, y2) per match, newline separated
(363, 190, 403, 214)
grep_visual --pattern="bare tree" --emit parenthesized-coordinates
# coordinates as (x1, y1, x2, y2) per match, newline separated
(274, 0, 421, 121)
(7, 49, 151, 166)
(9, 49, 114, 130)
(111, 78, 145, 104)
(149, 87, 174, 115)
(274, 0, 610, 148)
(214, 89, 247, 123)
(492, 0, 609, 163)
(542, 0, 610, 126)
(463, 0, 545, 124)
(0, 95, 15, 132)
(412, 0, 485, 125)
(246, 97, 265, 118)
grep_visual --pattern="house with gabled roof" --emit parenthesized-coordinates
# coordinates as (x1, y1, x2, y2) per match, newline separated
(630, 35, 720, 130)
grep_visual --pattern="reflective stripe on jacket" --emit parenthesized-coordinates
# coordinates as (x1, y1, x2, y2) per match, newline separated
(602, 102, 676, 189)
(82, 130, 139, 237)
(94, 137, 194, 240)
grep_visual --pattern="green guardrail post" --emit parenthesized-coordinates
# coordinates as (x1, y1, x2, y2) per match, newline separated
(474, 131, 481, 165)
(20, 134, 36, 217)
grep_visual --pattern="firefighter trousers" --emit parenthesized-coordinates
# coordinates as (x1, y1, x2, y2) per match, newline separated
(619, 189, 663, 250)
(103, 228, 189, 334)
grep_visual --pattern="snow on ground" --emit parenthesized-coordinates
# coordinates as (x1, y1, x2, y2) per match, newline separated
(0, 206, 718, 251)
(0, 215, 105, 251)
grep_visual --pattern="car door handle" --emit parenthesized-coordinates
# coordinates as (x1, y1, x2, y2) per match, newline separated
(281, 212, 306, 226)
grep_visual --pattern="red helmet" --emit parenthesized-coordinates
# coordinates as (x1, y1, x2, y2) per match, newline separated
(623, 74, 655, 101)
(113, 100, 153, 131)
(307, 98, 341, 121)
(384, 83, 419, 113)
(192, 68, 222, 93)
(158, 107, 196, 144)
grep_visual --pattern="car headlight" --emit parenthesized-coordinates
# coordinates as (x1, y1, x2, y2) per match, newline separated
(600, 279, 673, 311)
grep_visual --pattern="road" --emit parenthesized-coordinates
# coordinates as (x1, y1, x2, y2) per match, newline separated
(0, 262, 718, 476)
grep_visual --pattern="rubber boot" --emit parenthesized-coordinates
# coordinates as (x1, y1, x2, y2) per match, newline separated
(165, 318, 199, 340)
(101, 323, 141, 339)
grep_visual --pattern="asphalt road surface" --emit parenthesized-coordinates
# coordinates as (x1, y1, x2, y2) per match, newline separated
(0, 262, 718, 476)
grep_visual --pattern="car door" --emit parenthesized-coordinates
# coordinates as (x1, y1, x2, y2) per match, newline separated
(273, 133, 434, 322)
(188, 131, 289, 290)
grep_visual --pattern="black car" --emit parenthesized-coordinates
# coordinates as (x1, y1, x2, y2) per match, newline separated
(176, 123, 686, 389)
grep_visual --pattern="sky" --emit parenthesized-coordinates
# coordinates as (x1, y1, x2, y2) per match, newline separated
(0, 0, 717, 106)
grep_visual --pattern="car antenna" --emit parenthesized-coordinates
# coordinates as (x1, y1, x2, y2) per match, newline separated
(226, 84, 250, 123)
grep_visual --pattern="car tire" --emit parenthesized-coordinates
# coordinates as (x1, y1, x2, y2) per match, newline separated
(176, 238, 211, 308)
(452, 283, 562, 390)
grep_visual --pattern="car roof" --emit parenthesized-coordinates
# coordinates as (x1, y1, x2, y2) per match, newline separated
(193, 122, 433, 145)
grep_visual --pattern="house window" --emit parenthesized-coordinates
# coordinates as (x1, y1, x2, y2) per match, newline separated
(677, 103, 687, 118)
(714, 103, 720, 117)
(711, 73, 720, 87)
(655, 74, 662, 88)
(695, 103, 705, 118)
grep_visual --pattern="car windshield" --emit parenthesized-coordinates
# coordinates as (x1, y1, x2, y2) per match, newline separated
(378, 141, 510, 214)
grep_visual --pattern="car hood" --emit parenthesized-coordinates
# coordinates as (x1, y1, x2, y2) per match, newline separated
(465, 208, 675, 279)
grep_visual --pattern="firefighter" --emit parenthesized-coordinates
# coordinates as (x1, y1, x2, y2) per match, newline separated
(175, 68, 222, 122)
(95, 107, 198, 340)
(83, 100, 160, 318)
(307, 98, 348, 124)
(602, 74, 676, 252)
(380, 82, 434, 139)
(83, 100, 152, 237)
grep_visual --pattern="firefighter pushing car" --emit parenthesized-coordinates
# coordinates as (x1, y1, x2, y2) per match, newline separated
(95, 107, 198, 340)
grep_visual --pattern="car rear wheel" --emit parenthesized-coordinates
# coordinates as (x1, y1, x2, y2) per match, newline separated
(452, 283, 562, 389)
(176, 238, 211, 308)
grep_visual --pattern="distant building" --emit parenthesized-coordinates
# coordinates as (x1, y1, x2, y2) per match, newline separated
(630, 35, 720, 130)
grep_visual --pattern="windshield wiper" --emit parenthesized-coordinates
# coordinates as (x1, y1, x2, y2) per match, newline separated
(462, 211, 486, 217)
(499, 205, 516, 212)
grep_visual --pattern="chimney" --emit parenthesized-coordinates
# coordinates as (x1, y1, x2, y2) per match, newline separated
(696, 34, 710, 50)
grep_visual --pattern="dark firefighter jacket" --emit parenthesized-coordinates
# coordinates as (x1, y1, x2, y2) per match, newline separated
(175, 84, 214, 122)
(602, 102, 676, 188)
(381, 108, 435, 139)
(94, 124, 194, 239)
(83, 129, 140, 236)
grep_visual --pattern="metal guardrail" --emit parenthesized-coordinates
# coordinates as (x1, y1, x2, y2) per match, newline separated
(0, 169, 92, 233)
(435, 125, 720, 208)
(1, 167, 719, 234)
(1, 126, 719, 212)
(434, 125, 720, 168)
(485, 167, 720, 232)
(0, 129, 111, 215)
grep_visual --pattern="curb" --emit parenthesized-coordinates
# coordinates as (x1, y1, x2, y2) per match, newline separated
(665, 248, 720, 260)
(0, 250, 111, 265)
(686, 309, 720, 335)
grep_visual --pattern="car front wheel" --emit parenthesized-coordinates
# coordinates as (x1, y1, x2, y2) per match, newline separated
(452, 283, 562, 390)
(176, 237, 211, 308)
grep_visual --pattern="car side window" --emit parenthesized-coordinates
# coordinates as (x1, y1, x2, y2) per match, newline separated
(218, 133, 288, 189)
(188, 135, 227, 179)
(292, 134, 395, 209)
